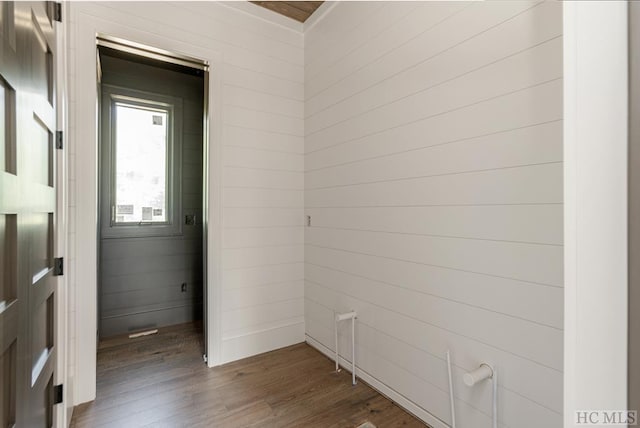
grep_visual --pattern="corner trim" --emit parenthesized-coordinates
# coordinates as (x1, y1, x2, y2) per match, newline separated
(303, 1, 340, 33)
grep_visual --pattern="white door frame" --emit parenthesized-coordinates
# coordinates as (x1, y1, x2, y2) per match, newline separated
(54, 3, 69, 426)
(563, 2, 629, 425)
(70, 6, 224, 405)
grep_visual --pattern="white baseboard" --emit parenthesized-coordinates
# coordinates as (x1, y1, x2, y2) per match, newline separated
(221, 321, 305, 364)
(306, 334, 449, 428)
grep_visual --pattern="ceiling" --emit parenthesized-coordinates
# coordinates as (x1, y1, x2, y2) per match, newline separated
(250, 1, 324, 23)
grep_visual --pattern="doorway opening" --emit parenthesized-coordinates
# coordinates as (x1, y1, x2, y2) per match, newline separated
(96, 38, 209, 359)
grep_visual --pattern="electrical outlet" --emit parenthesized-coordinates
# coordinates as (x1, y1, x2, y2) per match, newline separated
(181, 283, 187, 293)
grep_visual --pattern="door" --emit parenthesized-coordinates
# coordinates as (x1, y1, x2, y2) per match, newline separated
(0, 2, 59, 427)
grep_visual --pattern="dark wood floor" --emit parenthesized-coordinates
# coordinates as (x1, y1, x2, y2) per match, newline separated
(70, 322, 427, 427)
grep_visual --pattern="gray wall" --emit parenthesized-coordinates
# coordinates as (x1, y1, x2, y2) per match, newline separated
(98, 54, 204, 337)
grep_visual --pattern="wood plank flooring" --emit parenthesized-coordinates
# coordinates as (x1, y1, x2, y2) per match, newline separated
(70, 322, 428, 427)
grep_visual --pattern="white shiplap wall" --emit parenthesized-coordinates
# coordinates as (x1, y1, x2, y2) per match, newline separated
(304, 2, 563, 427)
(67, 1, 304, 404)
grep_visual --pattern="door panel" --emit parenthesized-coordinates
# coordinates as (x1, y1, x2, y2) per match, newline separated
(0, 2, 59, 427)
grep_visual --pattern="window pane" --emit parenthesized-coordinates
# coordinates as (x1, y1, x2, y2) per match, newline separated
(114, 104, 168, 223)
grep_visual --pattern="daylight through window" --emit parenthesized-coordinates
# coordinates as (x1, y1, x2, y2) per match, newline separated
(113, 103, 169, 224)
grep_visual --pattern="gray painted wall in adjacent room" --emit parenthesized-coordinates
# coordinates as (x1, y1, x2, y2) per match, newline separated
(98, 54, 204, 337)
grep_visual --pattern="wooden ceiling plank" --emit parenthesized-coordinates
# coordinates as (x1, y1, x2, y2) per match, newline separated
(250, 1, 324, 23)
(251, 1, 308, 22)
(284, 2, 323, 14)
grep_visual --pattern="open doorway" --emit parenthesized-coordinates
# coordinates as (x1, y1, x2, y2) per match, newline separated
(96, 39, 208, 357)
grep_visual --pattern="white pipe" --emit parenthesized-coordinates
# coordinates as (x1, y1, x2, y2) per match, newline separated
(463, 364, 493, 387)
(334, 312, 340, 373)
(351, 314, 356, 385)
(446, 350, 456, 428)
(463, 363, 497, 428)
(334, 311, 357, 385)
(336, 311, 357, 321)
(492, 368, 498, 428)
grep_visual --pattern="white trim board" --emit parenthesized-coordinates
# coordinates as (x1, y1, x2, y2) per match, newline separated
(54, 4, 70, 426)
(563, 2, 629, 425)
(306, 334, 449, 428)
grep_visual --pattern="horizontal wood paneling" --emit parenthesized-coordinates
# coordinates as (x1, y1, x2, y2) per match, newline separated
(223, 188, 303, 208)
(304, 2, 562, 427)
(223, 245, 304, 270)
(305, 311, 562, 428)
(306, 120, 562, 189)
(305, 287, 562, 419)
(304, 2, 419, 79)
(68, 0, 306, 373)
(306, 39, 562, 151)
(224, 146, 304, 171)
(307, 1, 560, 120)
(223, 280, 304, 310)
(304, 2, 386, 67)
(224, 65, 304, 102)
(306, 227, 562, 286)
(222, 262, 304, 290)
(306, 163, 563, 208)
(224, 167, 304, 190)
(306, 80, 562, 170)
(224, 105, 304, 137)
(224, 126, 304, 154)
(305, 245, 563, 329)
(224, 84, 303, 119)
(224, 208, 304, 228)
(224, 226, 304, 249)
(305, 265, 562, 368)
(305, 204, 562, 245)
(223, 298, 304, 333)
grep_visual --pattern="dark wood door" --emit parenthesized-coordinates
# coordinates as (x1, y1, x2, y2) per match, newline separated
(0, 2, 59, 426)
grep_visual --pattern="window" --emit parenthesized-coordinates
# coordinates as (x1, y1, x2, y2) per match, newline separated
(101, 86, 182, 238)
(113, 103, 169, 224)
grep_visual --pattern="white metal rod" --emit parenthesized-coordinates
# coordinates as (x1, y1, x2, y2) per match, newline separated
(351, 316, 356, 385)
(463, 362, 497, 428)
(446, 350, 456, 428)
(334, 313, 340, 372)
(334, 311, 357, 384)
(492, 368, 498, 428)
